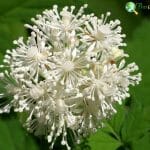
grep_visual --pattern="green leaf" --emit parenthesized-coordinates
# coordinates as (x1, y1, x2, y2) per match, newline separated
(0, 119, 16, 150)
(0, 115, 39, 150)
(88, 97, 150, 150)
(132, 133, 150, 150)
(121, 99, 149, 143)
(88, 128, 121, 150)
(107, 103, 127, 138)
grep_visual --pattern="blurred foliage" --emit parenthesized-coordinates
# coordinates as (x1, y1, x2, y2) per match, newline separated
(0, 0, 150, 150)
(0, 114, 39, 150)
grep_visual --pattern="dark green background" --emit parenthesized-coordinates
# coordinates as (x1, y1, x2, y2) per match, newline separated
(0, 0, 150, 149)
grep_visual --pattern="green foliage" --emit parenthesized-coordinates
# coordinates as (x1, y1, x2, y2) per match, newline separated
(0, 115, 39, 150)
(88, 97, 150, 150)
(0, 0, 150, 150)
(88, 128, 121, 150)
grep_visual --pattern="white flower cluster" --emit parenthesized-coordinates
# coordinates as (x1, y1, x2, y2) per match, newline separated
(0, 5, 141, 150)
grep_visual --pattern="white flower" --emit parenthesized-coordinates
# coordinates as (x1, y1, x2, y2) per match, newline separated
(25, 4, 91, 49)
(4, 32, 52, 82)
(0, 5, 141, 150)
(80, 13, 126, 52)
(31, 5, 88, 32)
(47, 47, 89, 88)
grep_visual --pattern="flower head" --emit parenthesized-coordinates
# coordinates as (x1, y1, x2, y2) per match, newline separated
(80, 13, 126, 52)
(0, 5, 141, 150)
